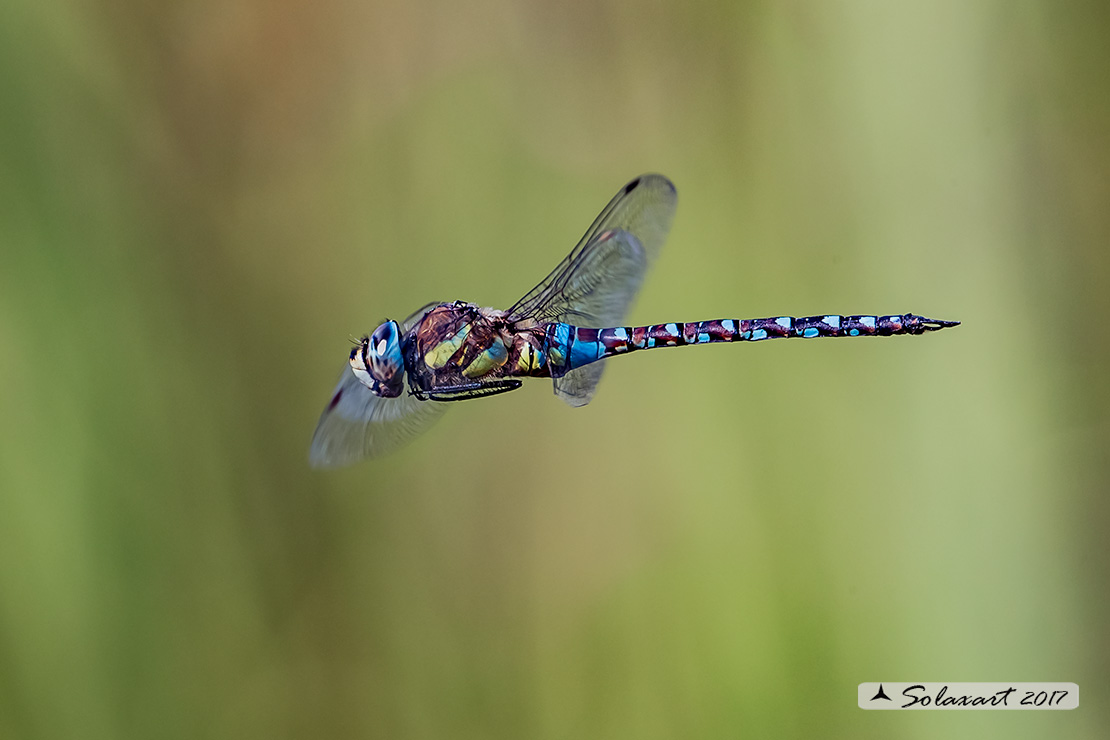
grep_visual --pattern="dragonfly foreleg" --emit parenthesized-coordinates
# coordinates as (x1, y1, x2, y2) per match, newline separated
(413, 379, 524, 402)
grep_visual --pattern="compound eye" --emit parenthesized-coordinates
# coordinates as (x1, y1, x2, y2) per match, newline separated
(367, 320, 404, 387)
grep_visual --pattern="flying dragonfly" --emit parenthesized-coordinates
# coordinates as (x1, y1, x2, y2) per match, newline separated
(310, 174, 958, 467)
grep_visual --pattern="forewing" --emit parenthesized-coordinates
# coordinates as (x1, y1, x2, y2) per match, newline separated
(309, 368, 447, 468)
(507, 174, 677, 407)
(309, 302, 445, 468)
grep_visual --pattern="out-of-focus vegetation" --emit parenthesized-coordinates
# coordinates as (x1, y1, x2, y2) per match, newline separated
(2, 1, 1108, 738)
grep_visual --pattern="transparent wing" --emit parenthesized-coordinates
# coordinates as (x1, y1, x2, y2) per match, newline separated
(507, 174, 676, 326)
(308, 303, 445, 468)
(507, 174, 677, 406)
(308, 369, 447, 468)
(540, 230, 649, 406)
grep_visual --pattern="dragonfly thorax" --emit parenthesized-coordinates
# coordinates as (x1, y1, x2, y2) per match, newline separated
(350, 319, 405, 398)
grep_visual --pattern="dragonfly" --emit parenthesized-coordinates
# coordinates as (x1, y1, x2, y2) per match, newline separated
(310, 174, 958, 468)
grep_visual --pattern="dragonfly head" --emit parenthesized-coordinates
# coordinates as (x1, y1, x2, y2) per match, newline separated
(350, 319, 405, 398)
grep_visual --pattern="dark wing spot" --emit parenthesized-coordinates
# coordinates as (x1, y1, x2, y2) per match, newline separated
(327, 389, 343, 412)
(625, 177, 641, 192)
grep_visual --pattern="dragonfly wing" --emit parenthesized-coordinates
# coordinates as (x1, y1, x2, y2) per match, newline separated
(309, 368, 447, 468)
(507, 174, 677, 406)
(309, 302, 446, 468)
(506, 174, 674, 326)
(551, 362, 607, 408)
(546, 230, 649, 406)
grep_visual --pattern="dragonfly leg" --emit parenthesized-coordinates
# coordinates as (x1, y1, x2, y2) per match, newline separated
(413, 379, 523, 402)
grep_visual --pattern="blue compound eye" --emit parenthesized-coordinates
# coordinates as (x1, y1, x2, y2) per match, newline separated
(367, 320, 404, 393)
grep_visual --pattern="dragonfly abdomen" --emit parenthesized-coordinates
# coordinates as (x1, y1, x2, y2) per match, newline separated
(545, 314, 959, 376)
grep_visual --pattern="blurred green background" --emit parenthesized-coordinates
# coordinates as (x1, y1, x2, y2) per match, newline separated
(2, 0, 1107, 738)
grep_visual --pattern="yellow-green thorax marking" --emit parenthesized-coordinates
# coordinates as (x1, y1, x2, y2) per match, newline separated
(423, 322, 471, 369)
(414, 303, 551, 383)
(462, 338, 509, 378)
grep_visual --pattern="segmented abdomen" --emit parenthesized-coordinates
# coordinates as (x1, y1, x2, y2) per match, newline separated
(544, 314, 956, 377)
